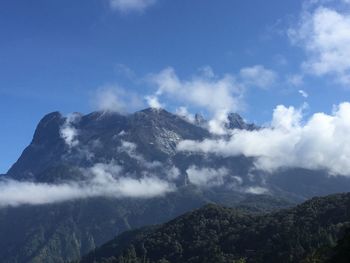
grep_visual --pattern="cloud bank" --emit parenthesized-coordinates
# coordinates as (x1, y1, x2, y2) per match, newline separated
(178, 102, 350, 176)
(0, 162, 174, 207)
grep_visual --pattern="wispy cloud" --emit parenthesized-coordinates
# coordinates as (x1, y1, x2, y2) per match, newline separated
(239, 65, 278, 89)
(186, 166, 229, 187)
(93, 85, 144, 113)
(298, 89, 309, 98)
(109, 0, 157, 13)
(60, 113, 81, 148)
(118, 140, 162, 169)
(175, 106, 195, 123)
(287, 74, 304, 87)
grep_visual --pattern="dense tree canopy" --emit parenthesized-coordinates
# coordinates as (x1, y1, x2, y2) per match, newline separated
(80, 193, 350, 263)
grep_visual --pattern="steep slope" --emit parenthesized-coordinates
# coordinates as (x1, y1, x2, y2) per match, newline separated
(80, 193, 350, 263)
(6, 109, 209, 183)
(1, 108, 350, 262)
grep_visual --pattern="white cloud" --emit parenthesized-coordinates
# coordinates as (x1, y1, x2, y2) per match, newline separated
(94, 86, 143, 113)
(244, 186, 269, 195)
(151, 67, 242, 114)
(178, 102, 350, 176)
(0, 162, 174, 207)
(149, 67, 244, 134)
(298, 89, 309, 98)
(239, 65, 278, 89)
(287, 74, 304, 87)
(289, 5, 350, 84)
(109, 0, 156, 13)
(175, 106, 195, 123)
(167, 166, 180, 180)
(147, 66, 276, 134)
(60, 113, 81, 148)
(118, 140, 161, 168)
(186, 166, 229, 187)
(145, 95, 163, 109)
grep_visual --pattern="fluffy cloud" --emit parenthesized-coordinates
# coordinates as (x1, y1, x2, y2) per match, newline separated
(149, 67, 244, 134)
(109, 0, 156, 13)
(178, 102, 350, 176)
(151, 67, 242, 114)
(0, 162, 174, 207)
(145, 95, 163, 109)
(289, 5, 350, 84)
(60, 113, 81, 148)
(239, 65, 277, 89)
(94, 86, 143, 113)
(186, 166, 229, 187)
(147, 66, 277, 134)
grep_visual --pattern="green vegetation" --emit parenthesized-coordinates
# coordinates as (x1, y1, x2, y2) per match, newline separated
(80, 193, 350, 263)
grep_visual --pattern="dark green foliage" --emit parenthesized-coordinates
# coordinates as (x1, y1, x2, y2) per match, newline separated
(80, 193, 350, 263)
(304, 228, 350, 263)
(328, 228, 350, 262)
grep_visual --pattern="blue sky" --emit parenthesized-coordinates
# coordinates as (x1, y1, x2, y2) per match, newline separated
(1, 0, 350, 173)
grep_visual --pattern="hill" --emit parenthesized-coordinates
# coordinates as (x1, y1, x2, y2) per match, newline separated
(80, 193, 350, 263)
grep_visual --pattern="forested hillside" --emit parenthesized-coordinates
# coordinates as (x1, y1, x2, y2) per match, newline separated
(80, 193, 350, 263)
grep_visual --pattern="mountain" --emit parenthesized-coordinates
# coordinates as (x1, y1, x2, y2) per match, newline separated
(79, 192, 350, 263)
(226, 113, 257, 130)
(6, 108, 350, 198)
(6, 109, 209, 182)
(1, 108, 350, 262)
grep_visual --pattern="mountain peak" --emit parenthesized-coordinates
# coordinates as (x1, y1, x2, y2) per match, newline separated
(226, 112, 257, 130)
(32, 111, 64, 144)
(139, 107, 169, 115)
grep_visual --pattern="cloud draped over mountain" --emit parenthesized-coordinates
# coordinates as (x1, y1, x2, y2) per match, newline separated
(178, 102, 350, 176)
(145, 65, 279, 134)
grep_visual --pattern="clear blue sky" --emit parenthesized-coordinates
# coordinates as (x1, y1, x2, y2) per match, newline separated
(1, 0, 350, 173)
